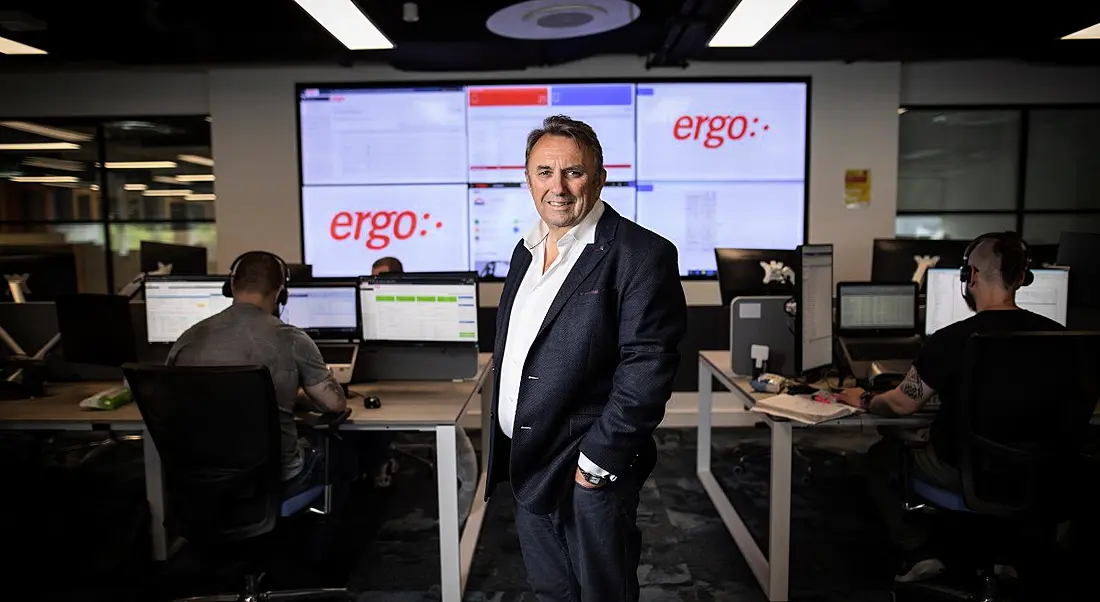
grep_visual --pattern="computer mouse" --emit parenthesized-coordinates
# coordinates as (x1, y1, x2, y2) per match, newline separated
(364, 395, 382, 410)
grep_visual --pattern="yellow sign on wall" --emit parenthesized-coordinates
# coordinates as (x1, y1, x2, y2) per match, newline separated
(844, 169, 871, 208)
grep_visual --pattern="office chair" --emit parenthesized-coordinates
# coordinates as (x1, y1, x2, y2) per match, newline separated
(894, 331, 1100, 601)
(122, 363, 353, 601)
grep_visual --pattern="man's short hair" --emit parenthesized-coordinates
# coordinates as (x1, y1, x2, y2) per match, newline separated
(525, 115, 605, 175)
(372, 256, 403, 273)
(968, 232, 1029, 290)
(231, 251, 285, 295)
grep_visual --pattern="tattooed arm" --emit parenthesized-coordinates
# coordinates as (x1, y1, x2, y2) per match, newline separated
(866, 366, 937, 417)
(290, 328, 348, 413)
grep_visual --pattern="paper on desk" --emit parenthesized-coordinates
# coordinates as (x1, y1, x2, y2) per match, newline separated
(750, 393, 859, 425)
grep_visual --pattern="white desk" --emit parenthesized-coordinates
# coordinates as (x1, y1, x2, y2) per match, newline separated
(696, 350, 930, 602)
(0, 354, 494, 602)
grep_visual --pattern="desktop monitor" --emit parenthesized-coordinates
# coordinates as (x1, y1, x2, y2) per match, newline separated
(358, 272, 479, 344)
(714, 248, 798, 306)
(143, 275, 230, 343)
(871, 238, 970, 290)
(55, 293, 138, 366)
(0, 253, 79, 301)
(924, 268, 1069, 336)
(283, 281, 359, 340)
(287, 263, 314, 282)
(1055, 231, 1100, 309)
(836, 282, 919, 334)
(140, 241, 208, 275)
(795, 244, 833, 374)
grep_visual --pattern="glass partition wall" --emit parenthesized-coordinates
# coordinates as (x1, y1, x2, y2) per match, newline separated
(0, 116, 215, 293)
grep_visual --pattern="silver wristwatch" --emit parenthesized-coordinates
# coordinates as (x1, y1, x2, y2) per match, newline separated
(578, 467, 605, 486)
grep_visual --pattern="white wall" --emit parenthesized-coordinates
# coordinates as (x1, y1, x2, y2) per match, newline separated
(4, 59, 1099, 306)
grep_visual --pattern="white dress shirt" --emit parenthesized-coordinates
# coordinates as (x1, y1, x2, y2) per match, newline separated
(498, 200, 614, 480)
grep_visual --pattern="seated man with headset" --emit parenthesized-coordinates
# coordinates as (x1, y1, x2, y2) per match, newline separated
(837, 232, 1064, 583)
(166, 250, 348, 492)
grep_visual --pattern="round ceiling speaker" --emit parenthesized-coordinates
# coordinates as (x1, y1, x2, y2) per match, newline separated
(486, 0, 641, 41)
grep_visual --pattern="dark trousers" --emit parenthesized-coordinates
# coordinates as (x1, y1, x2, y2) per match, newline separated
(865, 429, 962, 553)
(514, 478, 643, 602)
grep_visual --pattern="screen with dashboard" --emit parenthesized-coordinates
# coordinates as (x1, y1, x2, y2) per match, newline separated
(297, 80, 809, 278)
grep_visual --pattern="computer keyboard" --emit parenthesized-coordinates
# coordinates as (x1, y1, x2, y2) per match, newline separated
(319, 346, 355, 365)
(847, 341, 923, 361)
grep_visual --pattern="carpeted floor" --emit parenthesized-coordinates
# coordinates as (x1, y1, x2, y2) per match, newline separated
(2, 426, 1093, 601)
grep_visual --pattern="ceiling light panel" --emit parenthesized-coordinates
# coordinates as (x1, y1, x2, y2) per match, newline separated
(177, 154, 214, 167)
(1063, 23, 1100, 39)
(293, 0, 394, 50)
(0, 142, 79, 151)
(708, 0, 801, 47)
(0, 122, 93, 142)
(174, 174, 215, 182)
(10, 175, 79, 183)
(105, 161, 177, 169)
(142, 189, 192, 197)
(0, 35, 46, 55)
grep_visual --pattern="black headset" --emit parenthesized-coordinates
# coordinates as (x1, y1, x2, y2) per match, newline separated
(222, 250, 291, 306)
(959, 231, 1034, 288)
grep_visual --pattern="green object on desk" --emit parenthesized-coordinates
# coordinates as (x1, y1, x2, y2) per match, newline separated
(99, 389, 133, 411)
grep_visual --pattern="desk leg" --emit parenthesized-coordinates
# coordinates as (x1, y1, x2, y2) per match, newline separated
(697, 360, 712, 471)
(768, 422, 793, 601)
(436, 424, 461, 601)
(143, 430, 167, 561)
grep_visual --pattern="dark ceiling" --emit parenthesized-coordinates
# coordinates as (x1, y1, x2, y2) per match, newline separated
(0, 0, 1098, 72)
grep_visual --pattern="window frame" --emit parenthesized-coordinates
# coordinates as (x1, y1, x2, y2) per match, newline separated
(897, 103, 1100, 239)
(0, 116, 215, 292)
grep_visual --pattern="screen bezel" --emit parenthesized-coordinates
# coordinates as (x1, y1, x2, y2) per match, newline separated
(142, 274, 228, 345)
(356, 271, 480, 347)
(294, 77, 812, 281)
(793, 243, 833, 375)
(835, 281, 920, 337)
(284, 279, 361, 341)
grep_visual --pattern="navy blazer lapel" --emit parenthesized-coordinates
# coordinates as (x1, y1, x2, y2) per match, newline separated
(495, 240, 531, 352)
(535, 206, 621, 340)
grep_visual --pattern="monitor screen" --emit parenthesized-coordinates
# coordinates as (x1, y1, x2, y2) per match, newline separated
(298, 81, 808, 278)
(714, 248, 798, 306)
(140, 241, 208, 275)
(924, 268, 1070, 336)
(871, 238, 971, 289)
(358, 273, 479, 343)
(797, 244, 833, 373)
(837, 283, 918, 331)
(283, 283, 358, 339)
(144, 276, 230, 343)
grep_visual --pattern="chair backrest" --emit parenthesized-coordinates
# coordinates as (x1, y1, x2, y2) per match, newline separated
(122, 363, 283, 544)
(957, 331, 1100, 519)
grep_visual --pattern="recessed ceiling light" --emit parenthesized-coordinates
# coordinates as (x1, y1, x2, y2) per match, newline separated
(174, 174, 215, 182)
(708, 0, 801, 47)
(1063, 23, 1100, 39)
(22, 157, 85, 172)
(123, 183, 148, 191)
(293, 0, 394, 50)
(185, 193, 216, 202)
(0, 122, 92, 142)
(0, 142, 79, 151)
(9, 175, 79, 183)
(0, 35, 46, 55)
(105, 161, 177, 169)
(177, 154, 214, 167)
(142, 189, 193, 197)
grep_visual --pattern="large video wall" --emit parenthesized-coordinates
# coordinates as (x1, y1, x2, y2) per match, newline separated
(297, 80, 809, 278)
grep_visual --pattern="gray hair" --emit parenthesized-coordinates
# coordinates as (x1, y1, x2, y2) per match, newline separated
(525, 115, 605, 175)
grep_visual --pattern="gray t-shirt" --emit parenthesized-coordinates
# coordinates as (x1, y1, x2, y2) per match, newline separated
(166, 302, 331, 480)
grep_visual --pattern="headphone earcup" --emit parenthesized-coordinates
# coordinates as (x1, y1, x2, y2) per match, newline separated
(222, 280, 233, 298)
(1022, 270, 1034, 287)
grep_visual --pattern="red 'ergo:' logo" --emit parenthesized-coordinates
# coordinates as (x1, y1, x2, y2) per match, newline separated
(330, 211, 443, 250)
(673, 115, 770, 149)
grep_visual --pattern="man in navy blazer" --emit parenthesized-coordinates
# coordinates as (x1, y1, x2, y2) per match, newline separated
(486, 115, 687, 601)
